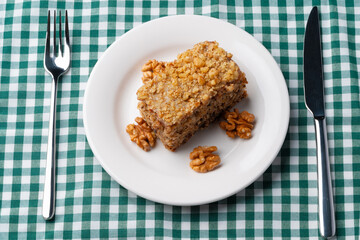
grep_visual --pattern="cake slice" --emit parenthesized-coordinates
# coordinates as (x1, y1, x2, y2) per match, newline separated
(136, 41, 247, 151)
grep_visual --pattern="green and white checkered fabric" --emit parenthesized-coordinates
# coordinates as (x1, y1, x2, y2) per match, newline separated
(0, 0, 359, 239)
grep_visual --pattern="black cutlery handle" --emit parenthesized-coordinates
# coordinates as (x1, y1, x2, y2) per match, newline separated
(314, 117, 336, 238)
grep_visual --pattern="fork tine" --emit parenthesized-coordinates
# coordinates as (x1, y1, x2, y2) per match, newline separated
(58, 11, 62, 56)
(53, 10, 56, 55)
(45, 10, 50, 56)
(65, 10, 70, 46)
(63, 10, 70, 60)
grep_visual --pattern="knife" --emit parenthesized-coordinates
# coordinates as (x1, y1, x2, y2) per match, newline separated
(303, 6, 336, 238)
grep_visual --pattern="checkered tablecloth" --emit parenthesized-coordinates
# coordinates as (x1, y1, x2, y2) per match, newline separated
(1, 0, 359, 239)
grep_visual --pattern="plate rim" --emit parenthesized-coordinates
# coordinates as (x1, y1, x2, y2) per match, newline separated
(83, 15, 290, 206)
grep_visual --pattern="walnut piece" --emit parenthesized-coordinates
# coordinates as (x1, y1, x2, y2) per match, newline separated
(126, 117, 156, 151)
(189, 146, 221, 173)
(219, 109, 255, 139)
(141, 59, 165, 83)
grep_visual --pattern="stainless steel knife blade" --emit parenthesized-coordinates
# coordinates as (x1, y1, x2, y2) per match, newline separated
(303, 6, 336, 238)
(304, 6, 325, 118)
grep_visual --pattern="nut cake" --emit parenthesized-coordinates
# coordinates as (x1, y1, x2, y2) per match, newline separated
(137, 41, 247, 151)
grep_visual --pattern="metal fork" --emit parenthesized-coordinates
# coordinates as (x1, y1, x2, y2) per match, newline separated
(43, 10, 70, 220)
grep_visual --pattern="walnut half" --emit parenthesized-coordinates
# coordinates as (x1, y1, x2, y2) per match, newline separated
(219, 109, 255, 139)
(189, 146, 221, 173)
(126, 117, 156, 151)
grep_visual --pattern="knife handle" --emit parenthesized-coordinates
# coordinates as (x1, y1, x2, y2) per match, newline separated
(314, 117, 336, 238)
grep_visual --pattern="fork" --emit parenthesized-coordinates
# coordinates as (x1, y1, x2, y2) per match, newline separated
(43, 10, 70, 220)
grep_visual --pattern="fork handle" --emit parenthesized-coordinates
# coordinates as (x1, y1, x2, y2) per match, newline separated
(42, 77, 58, 220)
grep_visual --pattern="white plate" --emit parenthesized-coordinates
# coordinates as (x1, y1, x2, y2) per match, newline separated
(83, 15, 290, 206)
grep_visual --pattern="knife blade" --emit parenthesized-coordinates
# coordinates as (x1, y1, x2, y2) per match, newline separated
(304, 7, 325, 118)
(303, 6, 336, 238)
